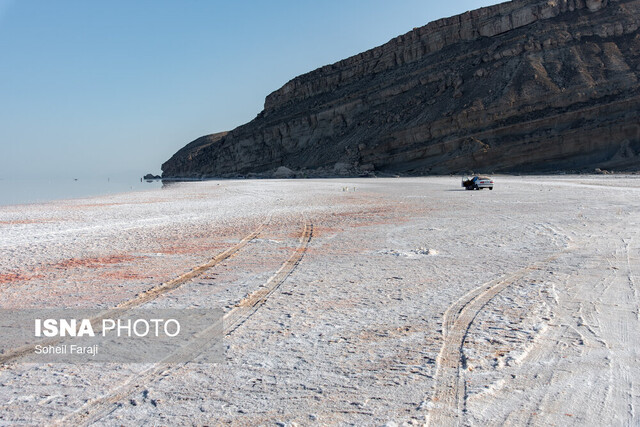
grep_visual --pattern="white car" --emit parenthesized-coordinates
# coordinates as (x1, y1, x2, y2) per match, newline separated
(462, 176, 494, 190)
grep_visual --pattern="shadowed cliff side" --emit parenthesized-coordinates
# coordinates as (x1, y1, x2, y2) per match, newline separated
(162, 0, 640, 178)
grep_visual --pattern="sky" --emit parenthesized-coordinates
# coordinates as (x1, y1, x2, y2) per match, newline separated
(0, 0, 501, 180)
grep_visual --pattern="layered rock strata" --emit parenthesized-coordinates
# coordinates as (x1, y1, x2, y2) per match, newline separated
(162, 0, 640, 177)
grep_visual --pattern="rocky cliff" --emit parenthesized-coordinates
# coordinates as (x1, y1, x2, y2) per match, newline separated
(162, 0, 640, 178)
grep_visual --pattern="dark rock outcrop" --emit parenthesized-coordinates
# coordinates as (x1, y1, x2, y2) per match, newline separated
(162, 0, 640, 178)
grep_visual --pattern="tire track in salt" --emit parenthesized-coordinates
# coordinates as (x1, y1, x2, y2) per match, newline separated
(499, 230, 635, 425)
(51, 215, 313, 427)
(426, 253, 563, 426)
(224, 215, 312, 334)
(0, 216, 270, 367)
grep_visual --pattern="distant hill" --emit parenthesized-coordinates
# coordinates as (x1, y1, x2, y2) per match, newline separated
(162, 0, 640, 178)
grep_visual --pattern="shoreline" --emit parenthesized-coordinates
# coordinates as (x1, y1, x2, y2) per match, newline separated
(160, 169, 640, 181)
(3, 172, 640, 209)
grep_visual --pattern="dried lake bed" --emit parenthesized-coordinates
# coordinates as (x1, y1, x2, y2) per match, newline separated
(0, 176, 639, 426)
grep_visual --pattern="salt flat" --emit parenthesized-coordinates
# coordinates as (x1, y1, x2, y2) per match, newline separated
(0, 176, 639, 426)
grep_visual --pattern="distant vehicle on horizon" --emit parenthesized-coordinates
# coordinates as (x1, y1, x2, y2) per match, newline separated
(462, 176, 494, 190)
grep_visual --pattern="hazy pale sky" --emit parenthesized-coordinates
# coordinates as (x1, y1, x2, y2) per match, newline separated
(0, 0, 500, 179)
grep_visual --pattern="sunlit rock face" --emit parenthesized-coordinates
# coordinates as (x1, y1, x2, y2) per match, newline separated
(162, 0, 640, 178)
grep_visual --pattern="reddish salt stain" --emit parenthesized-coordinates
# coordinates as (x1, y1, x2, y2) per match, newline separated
(310, 226, 344, 237)
(293, 247, 323, 256)
(0, 272, 43, 284)
(352, 217, 410, 228)
(53, 255, 137, 269)
(155, 243, 228, 255)
(0, 219, 61, 225)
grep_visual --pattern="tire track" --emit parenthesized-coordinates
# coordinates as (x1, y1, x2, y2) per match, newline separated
(116, 215, 270, 311)
(224, 215, 313, 334)
(426, 253, 562, 426)
(51, 215, 313, 427)
(0, 216, 269, 367)
(498, 231, 633, 425)
(623, 237, 639, 321)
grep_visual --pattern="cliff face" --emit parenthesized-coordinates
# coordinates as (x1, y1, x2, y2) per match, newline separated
(162, 0, 640, 178)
